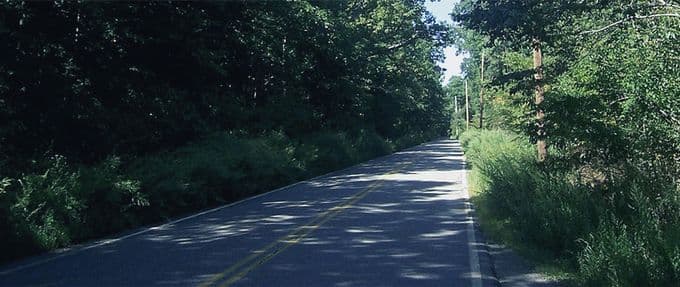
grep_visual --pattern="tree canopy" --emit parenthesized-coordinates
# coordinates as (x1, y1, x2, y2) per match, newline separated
(451, 1, 679, 285)
(0, 0, 453, 263)
(0, 1, 451, 168)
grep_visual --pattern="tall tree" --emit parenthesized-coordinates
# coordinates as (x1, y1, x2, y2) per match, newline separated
(453, 0, 580, 161)
(478, 51, 485, 129)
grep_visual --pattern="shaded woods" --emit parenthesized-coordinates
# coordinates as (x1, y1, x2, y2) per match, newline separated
(451, 1, 679, 286)
(0, 1, 450, 263)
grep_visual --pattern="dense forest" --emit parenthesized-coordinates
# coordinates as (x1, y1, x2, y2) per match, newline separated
(451, 0, 679, 286)
(0, 1, 450, 263)
(2, 1, 678, 285)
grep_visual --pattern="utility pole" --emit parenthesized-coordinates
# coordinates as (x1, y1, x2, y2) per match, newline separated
(454, 95, 459, 113)
(479, 51, 484, 129)
(533, 38, 547, 162)
(465, 80, 470, 130)
(454, 95, 459, 136)
(282, 36, 287, 99)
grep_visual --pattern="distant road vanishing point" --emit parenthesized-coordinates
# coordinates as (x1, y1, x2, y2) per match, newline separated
(0, 139, 495, 287)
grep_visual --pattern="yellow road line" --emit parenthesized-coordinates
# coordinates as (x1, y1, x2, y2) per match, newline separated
(219, 182, 380, 287)
(199, 163, 407, 287)
(198, 204, 341, 287)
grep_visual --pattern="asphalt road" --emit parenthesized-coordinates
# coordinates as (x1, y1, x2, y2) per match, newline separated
(0, 139, 495, 287)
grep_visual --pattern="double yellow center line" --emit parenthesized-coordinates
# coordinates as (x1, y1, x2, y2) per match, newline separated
(199, 162, 408, 287)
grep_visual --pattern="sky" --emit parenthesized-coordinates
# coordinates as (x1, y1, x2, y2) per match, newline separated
(424, 0, 465, 84)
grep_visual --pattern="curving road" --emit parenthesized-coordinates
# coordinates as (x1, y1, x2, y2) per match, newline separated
(0, 139, 495, 287)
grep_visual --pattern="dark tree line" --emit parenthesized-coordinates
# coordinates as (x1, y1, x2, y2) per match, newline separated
(0, 1, 449, 170)
(0, 1, 451, 262)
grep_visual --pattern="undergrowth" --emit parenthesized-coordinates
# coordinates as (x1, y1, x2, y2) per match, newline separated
(0, 129, 416, 264)
(461, 129, 680, 287)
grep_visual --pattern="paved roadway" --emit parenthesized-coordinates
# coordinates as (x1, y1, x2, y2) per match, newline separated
(0, 139, 495, 286)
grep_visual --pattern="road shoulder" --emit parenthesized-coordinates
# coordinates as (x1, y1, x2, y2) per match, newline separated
(487, 242, 562, 287)
(463, 151, 561, 287)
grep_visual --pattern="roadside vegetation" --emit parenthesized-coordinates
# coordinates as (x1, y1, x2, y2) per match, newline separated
(1, 130, 414, 263)
(0, 2, 449, 264)
(452, 1, 679, 286)
(461, 130, 679, 286)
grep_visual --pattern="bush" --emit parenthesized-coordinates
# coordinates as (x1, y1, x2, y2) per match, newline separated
(577, 184, 680, 286)
(126, 132, 300, 219)
(352, 129, 394, 162)
(8, 155, 83, 251)
(463, 130, 600, 258)
(462, 129, 680, 286)
(296, 130, 394, 175)
(0, 155, 144, 262)
(298, 132, 356, 174)
(78, 157, 146, 236)
(0, 129, 429, 264)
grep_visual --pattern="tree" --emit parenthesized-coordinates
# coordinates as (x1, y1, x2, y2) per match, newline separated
(453, 0, 582, 161)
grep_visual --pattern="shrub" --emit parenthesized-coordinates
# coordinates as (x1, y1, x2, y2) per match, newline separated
(0, 155, 145, 262)
(351, 129, 394, 162)
(9, 155, 83, 251)
(78, 156, 146, 236)
(577, 184, 680, 286)
(0, 129, 430, 264)
(463, 130, 600, 258)
(299, 132, 355, 174)
(126, 132, 297, 219)
(462, 129, 680, 286)
(126, 130, 394, 220)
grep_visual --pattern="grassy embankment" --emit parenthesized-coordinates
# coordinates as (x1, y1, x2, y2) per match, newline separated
(460, 129, 679, 287)
(0, 130, 434, 264)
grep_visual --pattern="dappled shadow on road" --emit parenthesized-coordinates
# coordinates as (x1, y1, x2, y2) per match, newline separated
(232, 179, 477, 287)
(225, 140, 491, 286)
(0, 140, 492, 287)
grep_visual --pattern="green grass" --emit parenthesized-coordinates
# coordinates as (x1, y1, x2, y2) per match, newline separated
(468, 168, 576, 282)
(461, 129, 680, 287)
(463, 131, 577, 282)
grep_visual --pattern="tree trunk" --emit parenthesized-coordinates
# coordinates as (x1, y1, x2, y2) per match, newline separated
(454, 95, 459, 136)
(479, 51, 484, 129)
(465, 80, 470, 130)
(532, 38, 547, 162)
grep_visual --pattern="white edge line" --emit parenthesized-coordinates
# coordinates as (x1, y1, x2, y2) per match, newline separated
(462, 150, 483, 287)
(0, 140, 436, 276)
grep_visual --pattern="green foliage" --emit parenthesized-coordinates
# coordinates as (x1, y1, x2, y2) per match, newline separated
(0, 1, 449, 164)
(462, 130, 599, 258)
(0, 1, 450, 263)
(445, 76, 466, 137)
(0, 155, 144, 259)
(453, 0, 587, 46)
(577, 183, 680, 286)
(454, 2, 679, 286)
(462, 130, 680, 286)
(9, 156, 82, 250)
(78, 157, 146, 235)
(453, 1, 679, 164)
(127, 132, 303, 219)
(0, 129, 403, 263)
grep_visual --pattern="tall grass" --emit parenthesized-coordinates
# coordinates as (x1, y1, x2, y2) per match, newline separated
(0, 129, 402, 264)
(461, 129, 680, 286)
